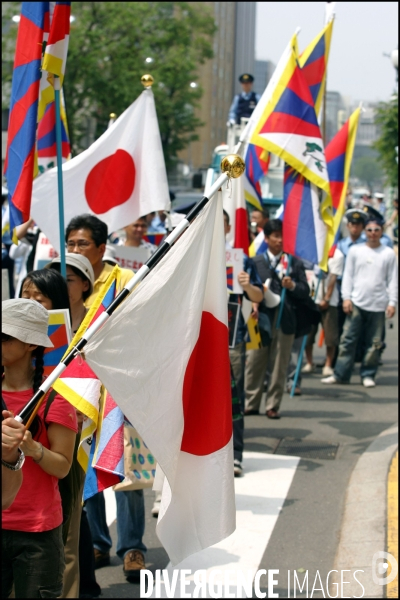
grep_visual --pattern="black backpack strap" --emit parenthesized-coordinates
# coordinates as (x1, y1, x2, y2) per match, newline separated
(43, 389, 58, 425)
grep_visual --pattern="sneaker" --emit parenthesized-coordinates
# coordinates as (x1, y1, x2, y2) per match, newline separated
(151, 498, 161, 518)
(362, 377, 376, 388)
(93, 548, 110, 570)
(233, 459, 243, 477)
(321, 375, 338, 384)
(123, 550, 146, 582)
(322, 365, 334, 376)
(301, 363, 315, 373)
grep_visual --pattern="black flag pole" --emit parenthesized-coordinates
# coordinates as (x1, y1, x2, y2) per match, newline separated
(16, 154, 246, 424)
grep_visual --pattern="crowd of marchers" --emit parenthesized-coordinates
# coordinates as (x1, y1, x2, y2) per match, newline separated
(1, 189, 398, 598)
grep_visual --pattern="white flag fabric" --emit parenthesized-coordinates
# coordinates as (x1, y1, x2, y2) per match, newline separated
(84, 194, 236, 565)
(31, 89, 170, 252)
(222, 177, 249, 254)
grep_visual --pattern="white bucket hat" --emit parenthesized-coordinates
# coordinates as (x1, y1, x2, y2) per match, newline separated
(2, 299, 54, 347)
(48, 253, 95, 294)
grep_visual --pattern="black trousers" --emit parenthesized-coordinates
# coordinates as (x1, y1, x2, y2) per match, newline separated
(2, 526, 64, 598)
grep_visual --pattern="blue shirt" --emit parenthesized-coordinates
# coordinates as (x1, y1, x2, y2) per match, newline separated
(337, 235, 365, 259)
(228, 92, 261, 123)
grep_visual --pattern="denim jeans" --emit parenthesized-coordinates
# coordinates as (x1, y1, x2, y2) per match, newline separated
(2, 526, 64, 598)
(334, 305, 385, 382)
(230, 342, 245, 462)
(85, 490, 147, 560)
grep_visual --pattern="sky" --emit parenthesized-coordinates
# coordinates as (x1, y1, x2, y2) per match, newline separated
(255, 2, 398, 104)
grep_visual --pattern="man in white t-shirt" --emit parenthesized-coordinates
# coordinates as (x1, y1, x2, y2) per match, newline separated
(322, 216, 397, 388)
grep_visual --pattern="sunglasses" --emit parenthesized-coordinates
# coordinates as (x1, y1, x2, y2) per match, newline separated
(365, 228, 381, 233)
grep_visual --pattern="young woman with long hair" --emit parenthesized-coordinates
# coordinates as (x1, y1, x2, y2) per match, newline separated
(1, 299, 77, 598)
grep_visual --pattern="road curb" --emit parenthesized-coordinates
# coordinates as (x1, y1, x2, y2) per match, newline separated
(333, 422, 398, 598)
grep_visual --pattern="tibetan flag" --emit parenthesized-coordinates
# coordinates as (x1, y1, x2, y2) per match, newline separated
(299, 19, 334, 119)
(42, 2, 71, 84)
(326, 108, 361, 248)
(242, 34, 330, 196)
(144, 233, 165, 247)
(249, 230, 268, 258)
(43, 309, 71, 377)
(82, 391, 125, 501)
(84, 194, 235, 565)
(283, 165, 328, 267)
(53, 267, 120, 471)
(243, 143, 270, 211)
(222, 177, 249, 254)
(37, 91, 71, 174)
(31, 89, 170, 253)
(4, 2, 48, 233)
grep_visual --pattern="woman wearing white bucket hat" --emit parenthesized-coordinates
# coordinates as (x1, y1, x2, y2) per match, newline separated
(48, 253, 95, 334)
(1, 299, 78, 599)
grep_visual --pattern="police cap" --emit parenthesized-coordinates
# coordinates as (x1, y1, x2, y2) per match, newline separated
(345, 208, 367, 225)
(239, 73, 254, 83)
(362, 203, 385, 226)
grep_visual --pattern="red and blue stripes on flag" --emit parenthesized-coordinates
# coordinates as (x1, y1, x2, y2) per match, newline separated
(83, 423, 124, 501)
(299, 20, 334, 118)
(245, 143, 270, 199)
(144, 233, 165, 247)
(37, 97, 70, 172)
(326, 108, 361, 249)
(4, 2, 48, 233)
(283, 165, 326, 266)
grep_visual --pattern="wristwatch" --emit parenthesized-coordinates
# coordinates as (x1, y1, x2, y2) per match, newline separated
(2, 448, 25, 471)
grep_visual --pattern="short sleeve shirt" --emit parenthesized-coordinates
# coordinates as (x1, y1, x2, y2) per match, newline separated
(2, 388, 78, 532)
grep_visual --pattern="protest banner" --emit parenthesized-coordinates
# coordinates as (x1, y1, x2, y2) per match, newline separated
(113, 245, 152, 272)
(226, 248, 244, 294)
(33, 232, 59, 270)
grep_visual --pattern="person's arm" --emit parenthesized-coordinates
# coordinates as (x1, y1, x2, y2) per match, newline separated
(385, 208, 398, 228)
(386, 253, 398, 318)
(319, 274, 338, 311)
(283, 262, 310, 299)
(20, 422, 76, 479)
(341, 249, 355, 313)
(2, 412, 25, 509)
(14, 219, 35, 241)
(237, 271, 263, 303)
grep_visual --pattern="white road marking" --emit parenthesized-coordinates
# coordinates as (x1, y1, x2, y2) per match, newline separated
(104, 486, 117, 526)
(146, 451, 300, 598)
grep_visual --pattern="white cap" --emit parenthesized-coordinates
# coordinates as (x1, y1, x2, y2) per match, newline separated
(2, 299, 53, 347)
(48, 253, 95, 294)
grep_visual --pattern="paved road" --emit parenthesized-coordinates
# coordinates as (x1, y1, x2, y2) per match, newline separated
(95, 316, 398, 598)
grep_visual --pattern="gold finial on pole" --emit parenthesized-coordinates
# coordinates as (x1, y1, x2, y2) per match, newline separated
(109, 113, 116, 119)
(220, 154, 246, 178)
(141, 74, 154, 88)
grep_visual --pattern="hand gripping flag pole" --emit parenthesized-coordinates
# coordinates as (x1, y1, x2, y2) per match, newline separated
(15, 153, 246, 424)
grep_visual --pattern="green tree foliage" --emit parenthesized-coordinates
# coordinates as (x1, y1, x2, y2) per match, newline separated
(352, 156, 383, 192)
(2, 2, 216, 171)
(372, 97, 398, 189)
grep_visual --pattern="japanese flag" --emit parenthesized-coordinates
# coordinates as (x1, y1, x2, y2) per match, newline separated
(31, 89, 170, 251)
(84, 193, 236, 565)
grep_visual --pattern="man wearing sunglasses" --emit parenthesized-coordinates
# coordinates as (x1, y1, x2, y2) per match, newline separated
(322, 215, 397, 388)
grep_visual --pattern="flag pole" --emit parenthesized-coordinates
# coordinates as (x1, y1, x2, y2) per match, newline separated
(275, 254, 293, 330)
(15, 153, 246, 423)
(290, 270, 323, 397)
(54, 75, 67, 278)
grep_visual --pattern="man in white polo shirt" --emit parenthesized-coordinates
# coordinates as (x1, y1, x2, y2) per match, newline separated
(322, 215, 397, 388)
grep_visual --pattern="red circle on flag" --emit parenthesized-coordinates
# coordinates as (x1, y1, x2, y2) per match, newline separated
(181, 312, 232, 456)
(85, 149, 135, 215)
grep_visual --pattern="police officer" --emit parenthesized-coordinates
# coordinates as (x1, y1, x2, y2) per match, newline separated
(228, 74, 261, 126)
